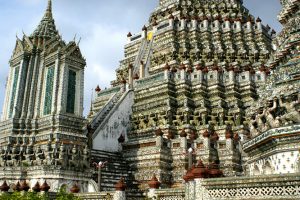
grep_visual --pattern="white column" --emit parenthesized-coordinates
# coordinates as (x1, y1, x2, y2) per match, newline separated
(51, 58, 59, 114)
(156, 136, 163, 147)
(203, 19, 209, 29)
(228, 70, 235, 83)
(197, 68, 203, 83)
(127, 33, 131, 43)
(181, 136, 187, 150)
(214, 20, 220, 30)
(181, 68, 186, 81)
(213, 70, 218, 81)
(203, 137, 210, 151)
(247, 21, 252, 31)
(261, 71, 267, 82)
(57, 63, 67, 114)
(79, 69, 84, 116)
(21, 55, 35, 119)
(12, 60, 24, 118)
(128, 65, 133, 89)
(142, 30, 147, 39)
(192, 19, 198, 29)
(225, 20, 230, 29)
(180, 19, 186, 30)
(245, 71, 250, 81)
(164, 69, 169, 80)
(226, 138, 233, 152)
(27, 53, 40, 119)
(2, 66, 14, 120)
(256, 21, 262, 31)
(169, 17, 174, 28)
(33, 57, 45, 119)
(139, 62, 145, 79)
(236, 21, 242, 31)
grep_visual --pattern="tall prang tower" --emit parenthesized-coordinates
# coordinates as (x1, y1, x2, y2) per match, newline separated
(243, 0, 300, 176)
(0, 0, 95, 192)
(89, 0, 276, 189)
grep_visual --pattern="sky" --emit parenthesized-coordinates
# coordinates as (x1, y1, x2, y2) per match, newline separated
(0, 0, 282, 117)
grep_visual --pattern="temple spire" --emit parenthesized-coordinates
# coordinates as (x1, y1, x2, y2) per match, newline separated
(31, 0, 58, 39)
(43, 0, 53, 20)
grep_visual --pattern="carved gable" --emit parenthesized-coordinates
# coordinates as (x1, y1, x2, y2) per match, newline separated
(23, 35, 33, 51)
(12, 39, 24, 58)
(45, 40, 62, 56)
(69, 47, 84, 60)
(65, 42, 84, 60)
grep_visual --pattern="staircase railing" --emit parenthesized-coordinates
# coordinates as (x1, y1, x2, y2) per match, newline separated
(92, 89, 133, 139)
(133, 39, 147, 75)
(143, 38, 154, 76)
(90, 90, 122, 129)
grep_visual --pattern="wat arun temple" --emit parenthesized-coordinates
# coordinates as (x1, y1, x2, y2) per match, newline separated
(0, 0, 299, 199)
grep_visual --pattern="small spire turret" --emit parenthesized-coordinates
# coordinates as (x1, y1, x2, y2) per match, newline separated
(44, 0, 53, 20)
(31, 0, 58, 39)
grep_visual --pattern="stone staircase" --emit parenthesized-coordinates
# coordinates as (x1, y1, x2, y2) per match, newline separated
(90, 150, 145, 199)
(133, 37, 154, 76)
(141, 39, 153, 76)
(90, 91, 123, 134)
(141, 40, 152, 63)
(91, 150, 131, 191)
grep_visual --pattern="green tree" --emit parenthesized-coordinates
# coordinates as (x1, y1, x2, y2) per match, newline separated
(0, 188, 81, 200)
(56, 185, 81, 200)
(0, 191, 47, 200)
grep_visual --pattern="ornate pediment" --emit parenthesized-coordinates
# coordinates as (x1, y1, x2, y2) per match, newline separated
(23, 35, 33, 51)
(69, 47, 84, 60)
(11, 36, 35, 59)
(65, 42, 84, 60)
(12, 39, 24, 58)
(44, 40, 63, 56)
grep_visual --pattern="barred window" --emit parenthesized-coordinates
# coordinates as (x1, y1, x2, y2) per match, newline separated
(66, 69, 77, 114)
(43, 66, 55, 115)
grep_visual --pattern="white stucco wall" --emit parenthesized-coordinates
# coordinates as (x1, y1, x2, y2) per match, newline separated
(93, 91, 134, 152)
(249, 150, 299, 176)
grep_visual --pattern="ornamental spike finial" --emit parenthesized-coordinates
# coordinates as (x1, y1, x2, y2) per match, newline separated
(47, 0, 52, 12)
(43, 0, 53, 19)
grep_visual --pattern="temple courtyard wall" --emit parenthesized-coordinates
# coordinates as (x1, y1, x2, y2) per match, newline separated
(70, 173, 300, 200)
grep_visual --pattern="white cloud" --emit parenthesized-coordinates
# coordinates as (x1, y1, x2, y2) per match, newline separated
(80, 24, 128, 114)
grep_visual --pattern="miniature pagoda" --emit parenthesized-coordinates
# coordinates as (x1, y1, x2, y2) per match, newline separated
(0, 0, 94, 192)
(243, 0, 300, 175)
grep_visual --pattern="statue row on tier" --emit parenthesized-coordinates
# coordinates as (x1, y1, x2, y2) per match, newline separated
(132, 109, 245, 131)
(0, 143, 90, 170)
(190, 111, 244, 127)
(247, 93, 300, 137)
(132, 111, 172, 130)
